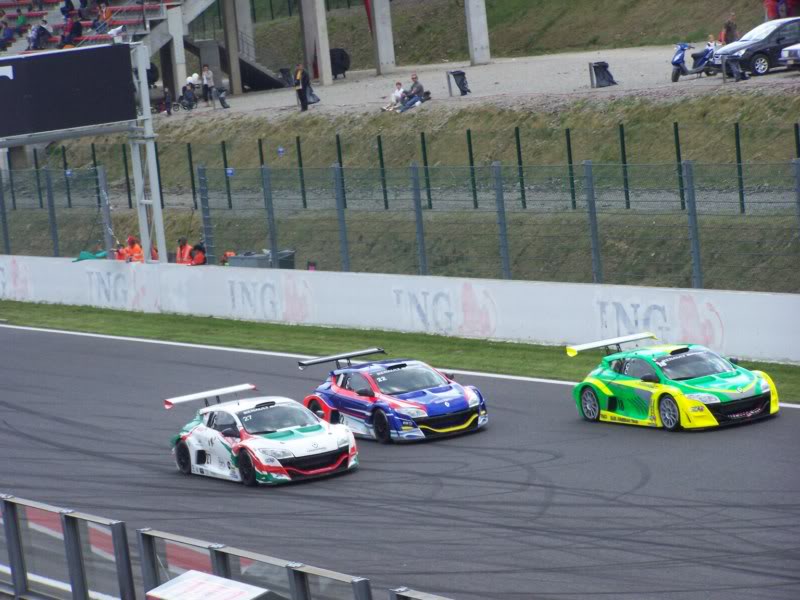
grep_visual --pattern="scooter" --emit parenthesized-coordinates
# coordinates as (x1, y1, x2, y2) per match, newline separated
(671, 43, 717, 82)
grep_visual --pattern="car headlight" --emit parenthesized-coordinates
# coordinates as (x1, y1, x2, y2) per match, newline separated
(396, 407, 427, 419)
(735, 49, 747, 57)
(257, 448, 294, 460)
(465, 387, 481, 407)
(685, 393, 720, 404)
(336, 435, 349, 448)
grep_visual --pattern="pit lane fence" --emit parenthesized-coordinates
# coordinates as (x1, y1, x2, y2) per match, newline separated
(0, 494, 449, 600)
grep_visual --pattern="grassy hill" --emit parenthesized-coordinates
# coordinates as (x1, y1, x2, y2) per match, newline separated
(249, 0, 767, 72)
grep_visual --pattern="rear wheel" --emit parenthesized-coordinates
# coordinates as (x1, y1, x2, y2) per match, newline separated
(579, 387, 601, 422)
(659, 395, 682, 431)
(372, 409, 393, 444)
(175, 442, 192, 475)
(750, 53, 770, 75)
(238, 451, 258, 486)
(671, 66, 681, 82)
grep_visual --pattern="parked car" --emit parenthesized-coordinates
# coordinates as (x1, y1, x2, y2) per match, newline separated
(712, 17, 800, 75)
(779, 41, 800, 68)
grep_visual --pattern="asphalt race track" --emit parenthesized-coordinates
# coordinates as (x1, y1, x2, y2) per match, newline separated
(1, 326, 799, 600)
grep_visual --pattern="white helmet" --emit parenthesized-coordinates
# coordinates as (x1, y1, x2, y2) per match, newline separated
(191, 73, 200, 85)
(186, 76, 193, 85)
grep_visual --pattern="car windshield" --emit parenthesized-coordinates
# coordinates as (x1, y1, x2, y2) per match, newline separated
(237, 403, 317, 434)
(741, 20, 783, 41)
(655, 350, 735, 381)
(372, 365, 448, 395)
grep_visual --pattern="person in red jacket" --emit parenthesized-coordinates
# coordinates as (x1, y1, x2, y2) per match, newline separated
(764, 0, 780, 19)
(190, 243, 206, 266)
(786, 0, 799, 17)
(126, 236, 144, 263)
(176, 237, 192, 264)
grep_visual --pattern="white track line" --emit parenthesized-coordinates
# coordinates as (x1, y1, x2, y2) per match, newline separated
(0, 324, 797, 408)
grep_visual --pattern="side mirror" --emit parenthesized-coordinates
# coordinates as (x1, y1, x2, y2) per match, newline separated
(220, 427, 239, 438)
(314, 410, 326, 419)
(641, 373, 659, 384)
(729, 357, 739, 365)
(444, 372, 455, 381)
(355, 387, 375, 397)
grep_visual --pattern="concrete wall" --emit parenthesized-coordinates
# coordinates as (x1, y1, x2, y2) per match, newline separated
(0, 256, 798, 364)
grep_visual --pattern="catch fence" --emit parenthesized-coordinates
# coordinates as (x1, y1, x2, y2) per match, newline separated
(1, 161, 799, 293)
(0, 494, 446, 600)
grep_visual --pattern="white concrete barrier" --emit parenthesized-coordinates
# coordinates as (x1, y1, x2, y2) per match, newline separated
(1, 256, 798, 363)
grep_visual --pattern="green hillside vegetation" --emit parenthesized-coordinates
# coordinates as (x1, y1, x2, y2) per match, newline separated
(249, 0, 766, 71)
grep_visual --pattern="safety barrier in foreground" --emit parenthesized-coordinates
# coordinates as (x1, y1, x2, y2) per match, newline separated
(0, 495, 450, 600)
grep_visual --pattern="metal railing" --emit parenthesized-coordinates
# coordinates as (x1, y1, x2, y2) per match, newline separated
(0, 494, 449, 600)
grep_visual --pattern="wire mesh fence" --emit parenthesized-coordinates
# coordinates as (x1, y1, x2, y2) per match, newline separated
(2, 161, 799, 293)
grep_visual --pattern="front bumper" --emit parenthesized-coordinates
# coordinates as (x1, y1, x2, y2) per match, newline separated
(682, 392, 777, 429)
(393, 406, 489, 441)
(253, 446, 358, 484)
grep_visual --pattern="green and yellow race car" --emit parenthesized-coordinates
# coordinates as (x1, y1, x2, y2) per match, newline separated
(567, 333, 780, 431)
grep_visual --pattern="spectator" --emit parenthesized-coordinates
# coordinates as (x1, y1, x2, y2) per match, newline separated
(60, 0, 75, 20)
(381, 81, 404, 112)
(0, 21, 15, 50)
(294, 62, 310, 112)
(397, 73, 424, 113)
(14, 8, 27, 37)
(59, 13, 82, 48)
(93, 2, 112, 33)
(175, 237, 192, 264)
(113, 243, 127, 261)
(125, 235, 144, 263)
(189, 243, 207, 266)
(201, 64, 215, 107)
(180, 78, 197, 109)
(765, 0, 780, 19)
(164, 87, 172, 116)
(787, 0, 799, 16)
(27, 18, 51, 50)
(721, 11, 738, 45)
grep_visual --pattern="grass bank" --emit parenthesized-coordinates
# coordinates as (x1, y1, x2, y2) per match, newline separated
(0, 300, 797, 403)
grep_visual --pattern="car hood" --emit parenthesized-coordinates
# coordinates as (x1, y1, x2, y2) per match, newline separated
(243, 422, 349, 455)
(715, 40, 757, 55)
(392, 383, 471, 415)
(672, 369, 767, 402)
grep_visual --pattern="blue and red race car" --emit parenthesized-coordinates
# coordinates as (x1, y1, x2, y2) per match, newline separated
(300, 348, 489, 443)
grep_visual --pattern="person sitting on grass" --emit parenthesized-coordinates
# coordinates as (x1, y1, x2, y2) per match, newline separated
(397, 73, 424, 113)
(381, 81, 404, 112)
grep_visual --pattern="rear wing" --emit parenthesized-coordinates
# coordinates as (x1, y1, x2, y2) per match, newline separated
(298, 347, 386, 370)
(566, 332, 657, 357)
(164, 383, 257, 410)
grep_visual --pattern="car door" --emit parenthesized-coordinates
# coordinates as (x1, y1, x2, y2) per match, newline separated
(608, 358, 658, 422)
(204, 410, 240, 479)
(333, 372, 375, 432)
(772, 21, 800, 63)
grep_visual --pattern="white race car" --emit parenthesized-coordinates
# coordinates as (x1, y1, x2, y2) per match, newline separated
(165, 384, 359, 486)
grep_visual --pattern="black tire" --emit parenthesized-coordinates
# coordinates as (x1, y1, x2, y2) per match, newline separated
(704, 68, 717, 76)
(238, 451, 258, 486)
(671, 67, 681, 83)
(308, 399, 327, 421)
(750, 53, 770, 76)
(175, 442, 192, 475)
(579, 387, 601, 422)
(658, 394, 682, 432)
(372, 409, 393, 444)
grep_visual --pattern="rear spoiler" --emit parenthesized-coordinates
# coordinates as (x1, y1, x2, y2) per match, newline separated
(566, 332, 657, 357)
(298, 347, 386, 370)
(164, 383, 257, 410)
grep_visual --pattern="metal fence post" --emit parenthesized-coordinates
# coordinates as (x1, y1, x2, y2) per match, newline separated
(566, 128, 576, 209)
(197, 165, 217, 264)
(377, 134, 389, 209)
(467, 129, 478, 208)
(336, 133, 347, 208)
(514, 126, 527, 209)
(210, 544, 232, 579)
(793, 159, 800, 241)
(734, 122, 745, 214)
(296, 136, 307, 209)
(492, 162, 511, 280)
(154, 142, 165, 208)
(286, 563, 310, 600)
(45, 168, 60, 257)
(60, 512, 89, 600)
(618, 123, 630, 209)
(187, 142, 198, 210)
(33, 148, 44, 209)
(221, 141, 233, 209)
(351, 577, 373, 600)
(261, 165, 280, 267)
(410, 163, 428, 275)
(137, 529, 160, 592)
(258, 138, 265, 166)
(97, 166, 115, 256)
(0, 169, 10, 254)
(121, 144, 132, 209)
(673, 121, 685, 210)
(333, 163, 350, 271)
(109, 521, 136, 600)
(1, 497, 29, 596)
(794, 123, 800, 159)
(583, 160, 603, 284)
(420, 132, 432, 209)
(682, 160, 703, 289)
(7, 164, 16, 210)
(91, 142, 101, 207)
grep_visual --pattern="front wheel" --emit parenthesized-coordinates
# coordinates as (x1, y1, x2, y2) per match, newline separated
(659, 395, 682, 431)
(671, 66, 681, 83)
(175, 442, 192, 475)
(238, 451, 258, 486)
(750, 53, 770, 76)
(579, 387, 601, 422)
(372, 409, 393, 444)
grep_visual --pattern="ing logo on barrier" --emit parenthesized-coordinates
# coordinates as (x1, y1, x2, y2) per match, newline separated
(0, 66, 13, 81)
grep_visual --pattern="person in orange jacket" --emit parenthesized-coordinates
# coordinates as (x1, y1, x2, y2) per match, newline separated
(189, 243, 206, 266)
(176, 237, 192, 264)
(113, 243, 128, 261)
(126, 236, 144, 263)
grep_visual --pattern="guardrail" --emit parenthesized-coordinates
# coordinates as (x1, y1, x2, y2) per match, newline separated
(0, 494, 449, 600)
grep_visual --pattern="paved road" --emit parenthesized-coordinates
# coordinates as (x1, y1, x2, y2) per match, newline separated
(1, 326, 799, 599)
